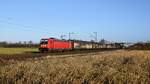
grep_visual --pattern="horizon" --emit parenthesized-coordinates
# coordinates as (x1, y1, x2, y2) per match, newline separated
(0, 0, 150, 43)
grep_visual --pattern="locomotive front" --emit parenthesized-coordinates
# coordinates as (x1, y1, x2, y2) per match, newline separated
(39, 39, 49, 52)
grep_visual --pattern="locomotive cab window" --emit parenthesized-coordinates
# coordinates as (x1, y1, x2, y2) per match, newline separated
(40, 39, 48, 44)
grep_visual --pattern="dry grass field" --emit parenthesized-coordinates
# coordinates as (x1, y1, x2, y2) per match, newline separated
(0, 50, 150, 84)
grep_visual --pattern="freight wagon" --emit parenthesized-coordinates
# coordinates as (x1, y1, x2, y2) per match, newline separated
(39, 38, 123, 52)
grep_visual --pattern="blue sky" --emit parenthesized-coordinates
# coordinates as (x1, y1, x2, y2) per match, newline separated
(0, 0, 150, 42)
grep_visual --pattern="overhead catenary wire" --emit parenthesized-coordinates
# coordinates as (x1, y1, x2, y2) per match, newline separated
(0, 18, 82, 40)
(0, 20, 52, 34)
(0, 17, 51, 31)
(0, 17, 99, 41)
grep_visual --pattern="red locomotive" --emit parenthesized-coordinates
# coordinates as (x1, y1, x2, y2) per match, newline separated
(39, 38, 73, 52)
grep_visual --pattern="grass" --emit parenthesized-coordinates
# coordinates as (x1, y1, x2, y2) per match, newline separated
(0, 50, 150, 83)
(0, 47, 38, 54)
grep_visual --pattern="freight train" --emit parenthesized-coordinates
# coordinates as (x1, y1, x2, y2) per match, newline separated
(39, 38, 123, 52)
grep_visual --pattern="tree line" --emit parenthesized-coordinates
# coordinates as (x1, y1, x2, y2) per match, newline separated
(0, 41, 39, 48)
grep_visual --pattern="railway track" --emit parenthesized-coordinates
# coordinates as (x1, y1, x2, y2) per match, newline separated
(0, 48, 119, 64)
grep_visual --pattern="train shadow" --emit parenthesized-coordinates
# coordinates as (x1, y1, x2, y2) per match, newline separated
(25, 51, 42, 54)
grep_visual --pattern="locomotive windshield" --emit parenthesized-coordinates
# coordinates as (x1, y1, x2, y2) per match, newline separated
(40, 39, 48, 44)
